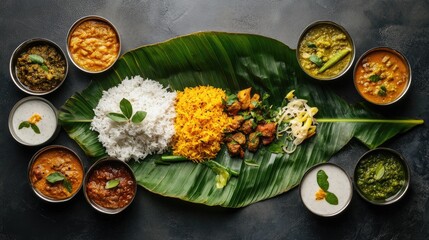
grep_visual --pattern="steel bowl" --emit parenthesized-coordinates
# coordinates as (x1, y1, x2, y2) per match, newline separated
(353, 47, 412, 105)
(10, 38, 68, 95)
(28, 145, 84, 203)
(8, 96, 60, 146)
(299, 162, 353, 217)
(353, 148, 410, 205)
(296, 20, 355, 81)
(83, 157, 137, 214)
(66, 15, 121, 74)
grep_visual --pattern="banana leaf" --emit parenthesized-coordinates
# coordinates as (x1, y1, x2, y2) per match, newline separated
(59, 32, 423, 208)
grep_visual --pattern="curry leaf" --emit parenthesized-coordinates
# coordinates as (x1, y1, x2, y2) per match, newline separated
(120, 98, 133, 119)
(30, 123, 40, 134)
(131, 111, 147, 123)
(325, 191, 339, 205)
(375, 164, 385, 180)
(317, 170, 329, 191)
(46, 172, 65, 183)
(306, 42, 317, 48)
(18, 121, 30, 129)
(63, 179, 73, 193)
(309, 55, 323, 67)
(107, 112, 128, 122)
(29, 54, 44, 65)
(105, 179, 120, 189)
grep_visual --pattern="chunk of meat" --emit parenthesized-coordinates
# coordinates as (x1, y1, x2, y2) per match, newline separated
(247, 132, 260, 152)
(240, 119, 255, 134)
(237, 88, 251, 110)
(225, 115, 244, 133)
(227, 101, 242, 115)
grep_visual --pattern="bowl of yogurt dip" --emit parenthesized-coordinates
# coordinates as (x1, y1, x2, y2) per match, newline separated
(299, 162, 353, 217)
(9, 96, 60, 146)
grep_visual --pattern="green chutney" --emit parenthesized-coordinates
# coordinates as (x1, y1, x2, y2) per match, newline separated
(356, 151, 406, 201)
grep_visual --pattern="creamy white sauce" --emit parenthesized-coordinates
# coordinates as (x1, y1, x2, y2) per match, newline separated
(300, 164, 352, 216)
(11, 99, 57, 145)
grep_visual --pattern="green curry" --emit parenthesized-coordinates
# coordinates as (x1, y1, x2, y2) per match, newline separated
(355, 152, 406, 201)
(298, 23, 353, 79)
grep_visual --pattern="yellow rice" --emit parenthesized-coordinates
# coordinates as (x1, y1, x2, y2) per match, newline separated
(173, 86, 231, 162)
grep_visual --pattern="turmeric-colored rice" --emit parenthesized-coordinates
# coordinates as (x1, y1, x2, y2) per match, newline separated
(173, 86, 231, 162)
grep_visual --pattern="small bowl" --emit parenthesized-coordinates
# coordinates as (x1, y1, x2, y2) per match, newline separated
(9, 96, 60, 146)
(353, 47, 412, 105)
(354, 148, 410, 205)
(28, 145, 84, 203)
(83, 158, 137, 214)
(299, 163, 353, 217)
(10, 38, 68, 95)
(67, 15, 121, 74)
(297, 20, 355, 81)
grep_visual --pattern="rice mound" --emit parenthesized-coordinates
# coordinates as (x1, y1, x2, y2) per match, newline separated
(91, 76, 176, 161)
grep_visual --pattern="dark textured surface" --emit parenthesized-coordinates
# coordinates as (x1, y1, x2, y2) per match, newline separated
(0, 0, 428, 239)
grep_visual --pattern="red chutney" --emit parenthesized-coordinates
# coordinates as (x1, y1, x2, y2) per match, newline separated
(86, 162, 136, 209)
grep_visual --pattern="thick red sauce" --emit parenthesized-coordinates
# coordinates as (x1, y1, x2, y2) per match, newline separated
(86, 162, 136, 209)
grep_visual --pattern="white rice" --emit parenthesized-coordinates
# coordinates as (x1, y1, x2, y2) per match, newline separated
(91, 76, 177, 161)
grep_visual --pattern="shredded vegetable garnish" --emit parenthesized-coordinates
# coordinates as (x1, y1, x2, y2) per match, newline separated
(275, 90, 318, 153)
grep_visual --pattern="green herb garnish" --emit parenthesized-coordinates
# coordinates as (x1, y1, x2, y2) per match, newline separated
(306, 42, 317, 48)
(316, 170, 338, 205)
(325, 191, 339, 205)
(105, 179, 120, 189)
(107, 98, 147, 124)
(309, 55, 323, 67)
(18, 121, 40, 134)
(374, 163, 385, 180)
(46, 172, 72, 193)
(29, 54, 48, 72)
(378, 85, 387, 96)
(317, 170, 329, 191)
(369, 74, 381, 82)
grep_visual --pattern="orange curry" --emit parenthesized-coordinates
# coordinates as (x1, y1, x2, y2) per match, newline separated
(354, 50, 409, 104)
(30, 148, 83, 200)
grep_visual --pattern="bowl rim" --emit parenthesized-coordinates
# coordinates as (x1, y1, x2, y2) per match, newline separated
(353, 46, 412, 105)
(9, 38, 69, 95)
(66, 15, 121, 74)
(83, 157, 137, 214)
(27, 145, 84, 203)
(299, 162, 353, 217)
(296, 20, 356, 81)
(353, 147, 411, 205)
(8, 96, 60, 146)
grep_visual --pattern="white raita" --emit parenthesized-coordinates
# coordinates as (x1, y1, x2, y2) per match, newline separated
(91, 76, 176, 161)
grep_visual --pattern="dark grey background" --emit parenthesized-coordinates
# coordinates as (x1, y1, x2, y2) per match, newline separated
(1, 0, 428, 239)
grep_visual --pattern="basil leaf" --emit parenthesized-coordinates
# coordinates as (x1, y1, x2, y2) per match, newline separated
(317, 170, 329, 191)
(131, 111, 147, 123)
(29, 54, 44, 65)
(46, 172, 65, 183)
(120, 98, 133, 119)
(369, 74, 381, 82)
(107, 112, 128, 122)
(375, 163, 385, 180)
(325, 191, 339, 205)
(244, 159, 260, 167)
(105, 179, 120, 189)
(18, 121, 30, 129)
(306, 42, 317, 48)
(63, 179, 73, 193)
(309, 55, 323, 67)
(30, 123, 40, 134)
